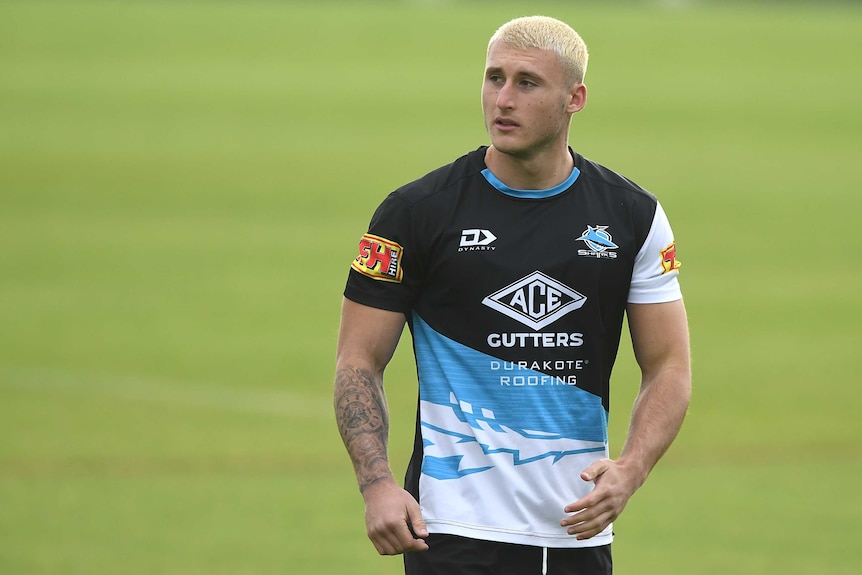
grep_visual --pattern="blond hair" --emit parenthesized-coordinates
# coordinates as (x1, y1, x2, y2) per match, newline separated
(488, 16, 589, 86)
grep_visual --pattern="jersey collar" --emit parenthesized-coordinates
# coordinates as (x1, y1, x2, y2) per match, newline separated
(480, 165, 580, 199)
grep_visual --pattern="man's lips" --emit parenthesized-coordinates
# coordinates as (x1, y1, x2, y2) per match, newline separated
(494, 117, 519, 130)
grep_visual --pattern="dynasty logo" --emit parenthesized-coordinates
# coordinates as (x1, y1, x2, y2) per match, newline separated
(459, 229, 497, 252)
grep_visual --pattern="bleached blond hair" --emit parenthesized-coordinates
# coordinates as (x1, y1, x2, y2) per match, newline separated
(488, 16, 589, 86)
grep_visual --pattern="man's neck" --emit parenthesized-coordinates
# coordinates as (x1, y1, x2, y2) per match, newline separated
(484, 146, 575, 190)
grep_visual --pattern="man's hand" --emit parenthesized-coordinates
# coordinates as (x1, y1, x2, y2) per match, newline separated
(560, 458, 641, 540)
(562, 300, 691, 540)
(363, 479, 429, 555)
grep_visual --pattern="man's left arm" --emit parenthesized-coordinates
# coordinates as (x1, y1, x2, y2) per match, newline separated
(561, 299, 692, 539)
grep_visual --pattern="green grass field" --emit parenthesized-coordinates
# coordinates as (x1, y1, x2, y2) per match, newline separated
(1, 1, 861, 573)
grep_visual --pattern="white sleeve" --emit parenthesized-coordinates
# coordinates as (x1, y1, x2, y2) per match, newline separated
(627, 201, 683, 304)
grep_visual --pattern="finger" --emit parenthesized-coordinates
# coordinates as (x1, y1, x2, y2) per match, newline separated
(575, 525, 606, 540)
(404, 537, 430, 553)
(561, 506, 588, 526)
(572, 514, 612, 541)
(375, 518, 427, 555)
(368, 525, 400, 555)
(400, 519, 429, 552)
(562, 487, 613, 522)
(382, 528, 420, 555)
(563, 496, 588, 516)
(565, 511, 611, 540)
(565, 460, 612, 514)
(564, 488, 601, 515)
(408, 501, 429, 539)
(580, 458, 611, 482)
(386, 525, 427, 554)
(369, 532, 398, 556)
(367, 517, 412, 555)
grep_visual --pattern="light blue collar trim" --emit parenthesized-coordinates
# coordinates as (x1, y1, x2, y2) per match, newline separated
(481, 166, 580, 199)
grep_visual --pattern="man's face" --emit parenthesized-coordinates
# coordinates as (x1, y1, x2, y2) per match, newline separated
(482, 41, 580, 160)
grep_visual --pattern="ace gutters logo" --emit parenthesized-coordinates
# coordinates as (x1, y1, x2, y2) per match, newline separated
(482, 271, 586, 330)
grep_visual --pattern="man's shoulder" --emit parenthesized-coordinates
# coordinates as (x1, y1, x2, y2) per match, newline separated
(391, 147, 486, 205)
(575, 153, 658, 204)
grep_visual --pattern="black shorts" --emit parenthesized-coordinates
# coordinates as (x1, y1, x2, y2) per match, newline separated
(404, 533, 612, 575)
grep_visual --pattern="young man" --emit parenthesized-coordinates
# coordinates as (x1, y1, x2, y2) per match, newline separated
(334, 15, 691, 575)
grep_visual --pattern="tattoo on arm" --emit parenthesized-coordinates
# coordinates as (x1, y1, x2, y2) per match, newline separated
(334, 367, 392, 493)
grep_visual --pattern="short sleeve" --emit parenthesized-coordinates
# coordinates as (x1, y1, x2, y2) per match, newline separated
(627, 202, 683, 304)
(343, 192, 422, 313)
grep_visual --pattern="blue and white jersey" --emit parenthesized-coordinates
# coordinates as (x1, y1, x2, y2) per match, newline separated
(345, 147, 682, 548)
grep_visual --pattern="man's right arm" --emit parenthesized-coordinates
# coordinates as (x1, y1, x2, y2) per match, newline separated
(334, 297, 429, 555)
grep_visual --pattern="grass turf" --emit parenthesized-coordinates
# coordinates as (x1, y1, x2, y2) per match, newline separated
(1, 1, 860, 573)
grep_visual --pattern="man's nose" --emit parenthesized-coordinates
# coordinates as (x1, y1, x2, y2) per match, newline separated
(496, 81, 515, 109)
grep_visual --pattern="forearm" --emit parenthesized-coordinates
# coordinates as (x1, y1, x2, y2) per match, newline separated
(617, 366, 691, 487)
(334, 365, 395, 493)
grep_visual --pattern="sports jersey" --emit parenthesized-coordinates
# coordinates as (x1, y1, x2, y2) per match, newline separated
(344, 146, 682, 549)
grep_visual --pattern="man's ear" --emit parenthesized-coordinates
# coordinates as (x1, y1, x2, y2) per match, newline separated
(567, 83, 588, 114)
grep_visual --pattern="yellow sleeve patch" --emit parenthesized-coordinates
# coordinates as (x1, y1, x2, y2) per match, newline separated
(351, 233, 404, 283)
(660, 242, 681, 274)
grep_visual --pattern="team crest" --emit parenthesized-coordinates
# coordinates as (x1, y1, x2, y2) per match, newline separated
(576, 225, 618, 259)
(352, 233, 404, 282)
(660, 242, 681, 274)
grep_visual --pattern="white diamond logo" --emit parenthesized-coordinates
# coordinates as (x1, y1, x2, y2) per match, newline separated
(482, 271, 586, 330)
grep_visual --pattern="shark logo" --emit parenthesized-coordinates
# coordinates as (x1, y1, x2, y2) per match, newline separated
(576, 225, 618, 259)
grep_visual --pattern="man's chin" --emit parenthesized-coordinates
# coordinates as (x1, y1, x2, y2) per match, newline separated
(489, 141, 530, 160)
(488, 133, 516, 151)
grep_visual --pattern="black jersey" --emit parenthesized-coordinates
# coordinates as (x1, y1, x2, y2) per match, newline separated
(344, 146, 682, 548)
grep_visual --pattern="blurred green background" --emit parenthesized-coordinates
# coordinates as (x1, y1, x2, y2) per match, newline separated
(1, 1, 860, 573)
